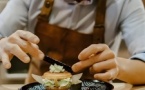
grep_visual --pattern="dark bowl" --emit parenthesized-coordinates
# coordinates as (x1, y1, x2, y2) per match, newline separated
(19, 80, 114, 90)
(19, 82, 46, 90)
(80, 79, 114, 90)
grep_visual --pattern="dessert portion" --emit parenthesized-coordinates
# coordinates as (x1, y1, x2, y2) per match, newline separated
(42, 64, 73, 90)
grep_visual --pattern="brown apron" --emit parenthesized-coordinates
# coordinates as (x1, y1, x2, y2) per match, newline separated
(25, 0, 107, 83)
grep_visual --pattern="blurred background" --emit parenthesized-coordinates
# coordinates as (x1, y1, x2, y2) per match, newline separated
(0, 0, 142, 84)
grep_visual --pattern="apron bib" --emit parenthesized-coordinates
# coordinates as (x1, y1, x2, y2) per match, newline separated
(26, 0, 106, 83)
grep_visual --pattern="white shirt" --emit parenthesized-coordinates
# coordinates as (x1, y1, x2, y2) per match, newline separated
(0, 0, 145, 61)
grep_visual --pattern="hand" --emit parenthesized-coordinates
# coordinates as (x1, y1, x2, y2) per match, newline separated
(72, 44, 119, 82)
(0, 30, 44, 69)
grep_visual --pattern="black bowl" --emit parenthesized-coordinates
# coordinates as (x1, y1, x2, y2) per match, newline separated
(80, 79, 114, 90)
(19, 82, 46, 90)
(19, 80, 113, 90)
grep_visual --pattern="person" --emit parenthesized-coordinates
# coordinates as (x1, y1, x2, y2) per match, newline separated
(0, 0, 145, 85)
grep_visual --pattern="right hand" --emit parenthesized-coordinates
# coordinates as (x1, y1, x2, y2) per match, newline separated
(0, 30, 44, 69)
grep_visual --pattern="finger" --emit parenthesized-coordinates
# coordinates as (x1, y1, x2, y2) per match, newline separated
(6, 44, 30, 63)
(93, 50, 115, 62)
(8, 35, 29, 47)
(72, 56, 102, 73)
(94, 69, 118, 82)
(1, 52, 11, 69)
(94, 72, 112, 82)
(72, 52, 115, 73)
(78, 44, 109, 60)
(21, 43, 44, 60)
(89, 59, 116, 74)
(82, 49, 115, 64)
(15, 30, 40, 44)
(8, 36, 39, 51)
(8, 36, 44, 60)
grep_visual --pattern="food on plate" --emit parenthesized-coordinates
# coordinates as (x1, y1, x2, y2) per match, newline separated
(42, 64, 72, 90)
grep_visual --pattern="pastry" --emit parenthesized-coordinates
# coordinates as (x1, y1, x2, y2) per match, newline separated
(42, 64, 72, 90)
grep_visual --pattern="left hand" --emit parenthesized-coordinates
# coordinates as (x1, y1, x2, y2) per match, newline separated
(72, 44, 119, 82)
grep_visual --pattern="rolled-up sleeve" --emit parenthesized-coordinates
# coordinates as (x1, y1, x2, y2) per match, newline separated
(120, 0, 145, 61)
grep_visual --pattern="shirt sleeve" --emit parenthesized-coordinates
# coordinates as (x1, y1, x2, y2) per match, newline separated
(130, 53, 145, 61)
(0, 0, 30, 37)
(120, 0, 145, 62)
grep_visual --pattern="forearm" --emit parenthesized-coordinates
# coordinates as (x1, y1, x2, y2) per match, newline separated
(116, 57, 145, 85)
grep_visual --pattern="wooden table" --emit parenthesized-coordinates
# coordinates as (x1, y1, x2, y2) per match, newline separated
(0, 83, 145, 90)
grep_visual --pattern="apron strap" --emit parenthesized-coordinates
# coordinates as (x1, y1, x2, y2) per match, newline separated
(38, 0, 54, 21)
(38, 0, 106, 43)
(93, 0, 106, 43)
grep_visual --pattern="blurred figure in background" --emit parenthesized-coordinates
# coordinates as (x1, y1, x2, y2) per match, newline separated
(0, 0, 145, 85)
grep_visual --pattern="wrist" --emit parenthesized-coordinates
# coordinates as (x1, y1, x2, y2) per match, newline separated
(116, 58, 145, 84)
(115, 57, 131, 81)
